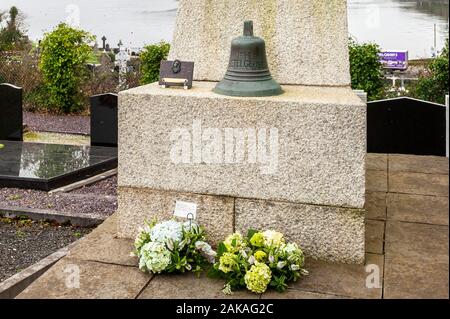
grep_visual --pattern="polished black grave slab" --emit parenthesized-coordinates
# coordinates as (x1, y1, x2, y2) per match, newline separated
(0, 140, 117, 191)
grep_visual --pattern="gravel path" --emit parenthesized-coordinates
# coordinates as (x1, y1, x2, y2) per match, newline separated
(0, 177, 117, 218)
(71, 176, 117, 196)
(0, 218, 91, 283)
(23, 111, 90, 135)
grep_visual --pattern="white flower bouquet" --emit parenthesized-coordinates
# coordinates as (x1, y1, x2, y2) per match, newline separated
(208, 230, 308, 294)
(133, 220, 216, 274)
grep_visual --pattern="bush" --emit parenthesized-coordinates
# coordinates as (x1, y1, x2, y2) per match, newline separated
(140, 41, 170, 85)
(349, 38, 385, 101)
(412, 40, 449, 104)
(39, 23, 95, 113)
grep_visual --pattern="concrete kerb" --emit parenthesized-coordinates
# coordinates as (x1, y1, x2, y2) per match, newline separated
(0, 205, 105, 227)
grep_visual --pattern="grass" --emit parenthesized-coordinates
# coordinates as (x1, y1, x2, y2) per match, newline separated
(23, 131, 90, 146)
(7, 194, 22, 201)
(15, 230, 26, 238)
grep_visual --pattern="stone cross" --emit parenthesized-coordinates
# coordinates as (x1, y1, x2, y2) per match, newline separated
(101, 36, 107, 50)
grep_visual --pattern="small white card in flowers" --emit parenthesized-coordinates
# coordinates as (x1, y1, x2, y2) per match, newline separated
(174, 200, 197, 220)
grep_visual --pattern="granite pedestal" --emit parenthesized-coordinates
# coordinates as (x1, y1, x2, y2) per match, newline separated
(117, 82, 366, 263)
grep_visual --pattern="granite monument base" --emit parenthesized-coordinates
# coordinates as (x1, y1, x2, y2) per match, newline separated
(117, 81, 366, 264)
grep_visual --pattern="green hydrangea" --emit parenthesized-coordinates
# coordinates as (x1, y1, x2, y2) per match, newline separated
(250, 232, 264, 247)
(254, 250, 267, 262)
(139, 242, 172, 274)
(218, 252, 238, 273)
(223, 233, 245, 253)
(244, 262, 272, 293)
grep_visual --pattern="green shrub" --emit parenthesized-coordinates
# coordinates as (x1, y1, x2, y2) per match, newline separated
(412, 40, 449, 104)
(140, 41, 170, 85)
(349, 38, 385, 101)
(39, 23, 95, 113)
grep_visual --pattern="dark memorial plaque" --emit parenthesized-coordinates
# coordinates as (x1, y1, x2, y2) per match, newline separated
(159, 60, 194, 89)
(90, 93, 118, 147)
(0, 83, 23, 141)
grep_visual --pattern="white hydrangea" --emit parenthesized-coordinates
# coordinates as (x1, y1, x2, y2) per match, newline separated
(262, 230, 285, 248)
(150, 220, 183, 244)
(195, 241, 217, 263)
(139, 242, 172, 273)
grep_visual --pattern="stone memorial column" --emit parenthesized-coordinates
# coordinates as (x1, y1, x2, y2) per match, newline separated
(117, 0, 366, 264)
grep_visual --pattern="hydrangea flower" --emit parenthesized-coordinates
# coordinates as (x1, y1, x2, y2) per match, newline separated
(195, 241, 217, 263)
(254, 250, 267, 262)
(150, 220, 183, 244)
(250, 232, 264, 247)
(139, 242, 172, 274)
(223, 233, 245, 253)
(244, 262, 272, 293)
(219, 252, 238, 273)
(262, 230, 285, 248)
(283, 243, 305, 265)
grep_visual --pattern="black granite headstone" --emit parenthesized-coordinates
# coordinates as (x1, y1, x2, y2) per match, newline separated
(0, 83, 23, 141)
(367, 97, 446, 156)
(90, 93, 118, 147)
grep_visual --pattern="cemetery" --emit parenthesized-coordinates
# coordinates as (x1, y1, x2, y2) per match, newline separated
(0, 0, 448, 300)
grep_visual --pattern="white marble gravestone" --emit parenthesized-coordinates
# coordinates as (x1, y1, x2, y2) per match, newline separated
(117, 0, 366, 264)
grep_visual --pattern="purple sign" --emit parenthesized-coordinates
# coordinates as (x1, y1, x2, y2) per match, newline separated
(378, 51, 409, 70)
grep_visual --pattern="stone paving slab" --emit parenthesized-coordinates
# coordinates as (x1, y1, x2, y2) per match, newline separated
(261, 289, 350, 299)
(365, 192, 387, 220)
(289, 253, 384, 299)
(68, 214, 137, 267)
(138, 273, 259, 299)
(384, 221, 449, 299)
(389, 172, 449, 197)
(365, 220, 385, 255)
(389, 154, 449, 175)
(387, 193, 449, 226)
(11, 154, 450, 299)
(17, 258, 151, 299)
(366, 153, 388, 171)
(366, 170, 388, 193)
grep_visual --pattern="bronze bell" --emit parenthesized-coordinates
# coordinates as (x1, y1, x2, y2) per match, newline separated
(214, 20, 283, 97)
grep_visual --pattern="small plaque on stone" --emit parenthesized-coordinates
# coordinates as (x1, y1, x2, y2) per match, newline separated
(159, 60, 194, 89)
(174, 200, 197, 219)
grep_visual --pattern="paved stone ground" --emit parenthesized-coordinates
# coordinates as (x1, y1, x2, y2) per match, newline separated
(16, 154, 449, 299)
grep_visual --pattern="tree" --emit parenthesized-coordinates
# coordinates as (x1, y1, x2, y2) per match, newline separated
(39, 23, 95, 113)
(412, 39, 449, 104)
(348, 38, 385, 101)
(140, 42, 170, 85)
